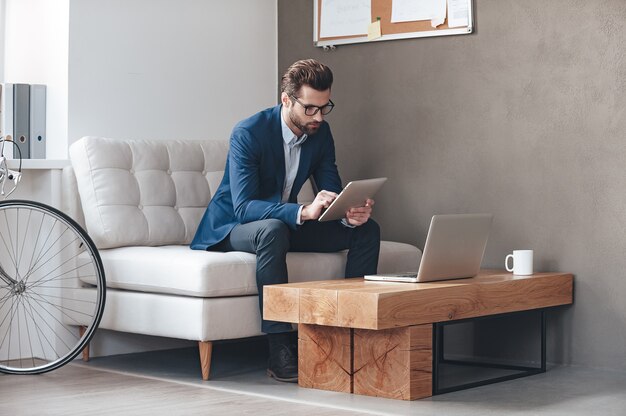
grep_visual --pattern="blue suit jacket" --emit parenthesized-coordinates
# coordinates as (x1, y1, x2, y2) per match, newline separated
(190, 105, 343, 250)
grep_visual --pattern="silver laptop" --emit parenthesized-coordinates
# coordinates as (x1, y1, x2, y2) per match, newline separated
(365, 213, 493, 283)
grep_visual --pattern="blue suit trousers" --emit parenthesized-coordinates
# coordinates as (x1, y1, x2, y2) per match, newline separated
(210, 219, 381, 333)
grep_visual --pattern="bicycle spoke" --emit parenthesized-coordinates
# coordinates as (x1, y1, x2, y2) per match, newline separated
(27, 213, 47, 277)
(17, 293, 23, 368)
(29, 216, 59, 271)
(28, 274, 98, 289)
(28, 256, 93, 287)
(26, 251, 89, 290)
(0, 290, 12, 305)
(0, 295, 19, 364)
(21, 294, 36, 368)
(0, 293, 17, 333)
(24, 218, 61, 284)
(28, 278, 91, 291)
(3, 210, 19, 279)
(21, 292, 75, 350)
(21, 295, 64, 362)
(26, 290, 94, 323)
(15, 208, 20, 279)
(23, 233, 79, 284)
(27, 261, 93, 290)
(17, 209, 33, 277)
(0, 220, 19, 272)
(25, 292, 96, 305)
(27, 296, 49, 363)
(28, 284, 98, 292)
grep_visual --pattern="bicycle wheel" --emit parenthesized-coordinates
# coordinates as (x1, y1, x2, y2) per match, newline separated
(0, 199, 105, 374)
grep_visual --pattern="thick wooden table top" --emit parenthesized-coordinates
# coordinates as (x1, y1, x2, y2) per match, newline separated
(263, 269, 573, 330)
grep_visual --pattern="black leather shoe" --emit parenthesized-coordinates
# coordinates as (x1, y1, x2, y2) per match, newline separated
(267, 332, 298, 383)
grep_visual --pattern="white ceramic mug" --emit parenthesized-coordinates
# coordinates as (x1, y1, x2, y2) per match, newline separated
(505, 250, 533, 275)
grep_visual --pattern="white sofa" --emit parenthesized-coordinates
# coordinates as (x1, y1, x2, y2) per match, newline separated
(63, 136, 421, 380)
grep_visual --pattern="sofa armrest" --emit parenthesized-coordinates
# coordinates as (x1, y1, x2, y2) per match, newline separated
(62, 165, 86, 230)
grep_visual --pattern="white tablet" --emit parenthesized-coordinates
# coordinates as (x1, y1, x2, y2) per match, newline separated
(318, 177, 387, 222)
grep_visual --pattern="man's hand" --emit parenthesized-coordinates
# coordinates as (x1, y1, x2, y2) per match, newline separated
(301, 190, 338, 221)
(345, 199, 375, 227)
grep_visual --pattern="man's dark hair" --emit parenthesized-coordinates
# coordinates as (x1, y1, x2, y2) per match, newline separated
(280, 59, 333, 98)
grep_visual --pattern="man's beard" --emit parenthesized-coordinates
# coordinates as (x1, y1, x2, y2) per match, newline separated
(289, 111, 321, 136)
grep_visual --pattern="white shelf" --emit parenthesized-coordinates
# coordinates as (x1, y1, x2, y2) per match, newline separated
(6, 159, 70, 170)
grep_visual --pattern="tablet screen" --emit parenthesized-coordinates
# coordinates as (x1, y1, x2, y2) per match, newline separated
(318, 177, 387, 222)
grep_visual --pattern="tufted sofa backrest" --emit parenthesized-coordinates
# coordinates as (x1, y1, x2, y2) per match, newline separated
(69, 136, 315, 249)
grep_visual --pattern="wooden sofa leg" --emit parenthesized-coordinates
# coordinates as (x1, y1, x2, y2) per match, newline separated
(79, 326, 90, 361)
(199, 341, 213, 381)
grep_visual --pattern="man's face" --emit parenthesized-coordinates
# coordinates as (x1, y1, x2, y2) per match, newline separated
(282, 85, 332, 136)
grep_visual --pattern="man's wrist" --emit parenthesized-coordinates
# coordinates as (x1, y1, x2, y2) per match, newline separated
(300, 204, 311, 221)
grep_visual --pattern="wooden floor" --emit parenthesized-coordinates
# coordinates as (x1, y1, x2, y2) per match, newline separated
(4, 352, 626, 416)
(0, 364, 362, 416)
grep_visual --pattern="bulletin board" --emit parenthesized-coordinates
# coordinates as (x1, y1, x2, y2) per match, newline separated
(314, 0, 474, 48)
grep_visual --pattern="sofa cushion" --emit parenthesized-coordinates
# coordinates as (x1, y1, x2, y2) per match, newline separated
(68, 137, 316, 249)
(69, 137, 227, 249)
(96, 241, 421, 297)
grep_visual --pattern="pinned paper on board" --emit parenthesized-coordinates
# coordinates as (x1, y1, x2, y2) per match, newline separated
(391, 0, 446, 28)
(430, 15, 445, 28)
(320, 0, 371, 38)
(367, 19, 382, 41)
(447, 0, 470, 28)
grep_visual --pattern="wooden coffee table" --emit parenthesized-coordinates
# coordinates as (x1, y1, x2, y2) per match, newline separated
(263, 269, 573, 400)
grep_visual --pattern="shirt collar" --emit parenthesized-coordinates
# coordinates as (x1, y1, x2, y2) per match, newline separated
(280, 108, 307, 147)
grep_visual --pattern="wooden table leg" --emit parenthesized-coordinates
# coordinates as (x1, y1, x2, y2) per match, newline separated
(353, 324, 433, 400)
(298, 323, 352, 393)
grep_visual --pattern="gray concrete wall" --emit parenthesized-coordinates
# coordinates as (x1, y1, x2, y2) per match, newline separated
(278, 0, 626, 369)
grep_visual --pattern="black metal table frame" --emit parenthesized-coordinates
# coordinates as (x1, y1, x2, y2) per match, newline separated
(432, 309, 547, 395)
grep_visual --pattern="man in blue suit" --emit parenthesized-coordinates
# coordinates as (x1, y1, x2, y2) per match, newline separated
(191, 59, 380, 382)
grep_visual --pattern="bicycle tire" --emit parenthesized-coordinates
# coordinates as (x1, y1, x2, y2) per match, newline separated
(0, 199, 105, 374)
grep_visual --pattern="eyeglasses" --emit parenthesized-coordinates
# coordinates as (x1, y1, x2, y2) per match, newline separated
(290, 95, 335, 116)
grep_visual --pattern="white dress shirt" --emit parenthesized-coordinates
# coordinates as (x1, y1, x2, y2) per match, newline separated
(280, 112, 307, 224)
